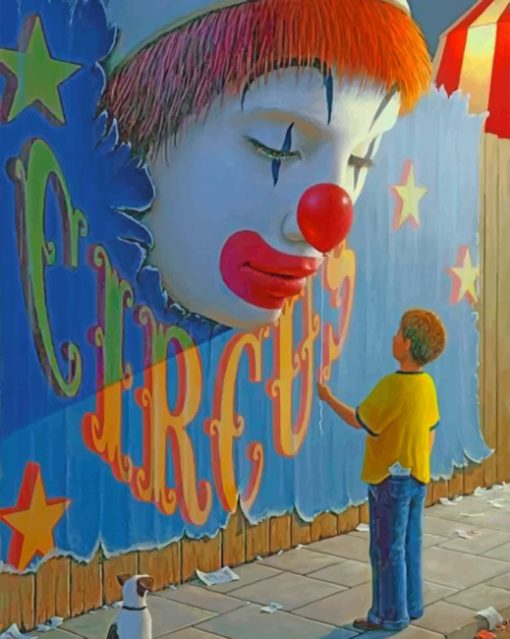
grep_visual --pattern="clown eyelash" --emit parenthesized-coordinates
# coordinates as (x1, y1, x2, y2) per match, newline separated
(245, 136, 302, 161)
(246, 138, 373, 168)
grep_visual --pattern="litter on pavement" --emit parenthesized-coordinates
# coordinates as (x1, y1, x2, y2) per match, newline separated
(476, 607, 505, 630)
(196, 566, 240, 587)
(439, 496, 463, 506)
(261, 602, 283, 614)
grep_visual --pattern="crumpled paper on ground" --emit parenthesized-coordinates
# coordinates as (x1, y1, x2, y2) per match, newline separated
(36, 617, 63, 632)
(261, 602, 283, 614)
(474, 485, 507, 499)
(439, 496, 463, 507)
(453, 528, 479, 540)
(0, 624, 37, 639)
(477, 606, 505, 630)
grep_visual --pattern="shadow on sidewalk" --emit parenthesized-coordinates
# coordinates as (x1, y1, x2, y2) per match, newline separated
(322, 625, 400, 639)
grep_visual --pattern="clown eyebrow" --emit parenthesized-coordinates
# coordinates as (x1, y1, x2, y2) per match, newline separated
(370, 86, 398, 131)
(242, 108, 327, 142)
(241, 60, 334, 126)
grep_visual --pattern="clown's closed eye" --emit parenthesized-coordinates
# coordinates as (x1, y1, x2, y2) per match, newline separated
(348, 154, 374, 170)
(245, 135, 302, 162)
(245, 135, 377, 169)
(349, 137, 381, 171)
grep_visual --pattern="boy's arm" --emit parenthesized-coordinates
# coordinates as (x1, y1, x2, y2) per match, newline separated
(429, 431, 436, 452)
(317, 384, 362, 429)
(428, 380, 440, 453)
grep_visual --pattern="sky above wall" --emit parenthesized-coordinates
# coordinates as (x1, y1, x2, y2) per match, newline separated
(409, 0, 478, 55)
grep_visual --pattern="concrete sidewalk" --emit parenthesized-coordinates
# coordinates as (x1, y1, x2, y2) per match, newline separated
(42, 485, 510, 639)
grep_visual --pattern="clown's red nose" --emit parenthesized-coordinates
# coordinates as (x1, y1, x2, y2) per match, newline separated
(297, 183, 353, 253)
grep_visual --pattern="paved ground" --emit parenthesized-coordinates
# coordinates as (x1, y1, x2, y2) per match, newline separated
(43, 485, 510, 639)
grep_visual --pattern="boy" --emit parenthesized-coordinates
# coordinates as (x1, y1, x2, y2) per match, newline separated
(318, 308, 447, 631)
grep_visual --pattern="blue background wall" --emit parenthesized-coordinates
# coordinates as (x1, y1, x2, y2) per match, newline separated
(409, 0, 477, 54)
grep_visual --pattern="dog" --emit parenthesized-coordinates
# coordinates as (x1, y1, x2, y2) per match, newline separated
(107, 574, 155, 639)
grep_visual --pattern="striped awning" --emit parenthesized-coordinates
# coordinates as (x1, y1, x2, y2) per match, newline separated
(433, 0, 510, 138)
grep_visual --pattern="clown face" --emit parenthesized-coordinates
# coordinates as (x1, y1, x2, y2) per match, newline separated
(145, 68, 400, 329)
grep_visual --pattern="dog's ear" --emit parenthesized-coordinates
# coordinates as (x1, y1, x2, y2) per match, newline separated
(136, 576, 154, 595)
(117, 573, 131, 587)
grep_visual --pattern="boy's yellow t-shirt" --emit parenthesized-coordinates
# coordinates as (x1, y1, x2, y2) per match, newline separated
(356, 372, 440, 485)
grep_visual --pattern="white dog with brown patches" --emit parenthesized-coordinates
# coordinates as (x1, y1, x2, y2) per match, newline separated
(107, 574, 155, 639)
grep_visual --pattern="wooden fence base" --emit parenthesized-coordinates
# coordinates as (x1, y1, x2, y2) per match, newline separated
(0, 468, 483, 633)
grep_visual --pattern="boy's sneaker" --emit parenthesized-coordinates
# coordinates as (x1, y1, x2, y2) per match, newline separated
(353, 619, 386, 631)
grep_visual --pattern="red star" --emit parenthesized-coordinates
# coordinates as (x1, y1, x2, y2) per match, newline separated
(0, 462, 70, 570)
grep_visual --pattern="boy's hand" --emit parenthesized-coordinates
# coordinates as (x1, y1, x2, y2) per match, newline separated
(316, 383, 359, 429)
(317, 382, 332, 403)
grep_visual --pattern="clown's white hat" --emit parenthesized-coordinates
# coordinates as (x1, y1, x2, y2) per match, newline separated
(105, 0, 411, 71)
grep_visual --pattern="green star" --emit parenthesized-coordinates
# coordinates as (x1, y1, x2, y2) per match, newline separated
(0, 16, 81, 124)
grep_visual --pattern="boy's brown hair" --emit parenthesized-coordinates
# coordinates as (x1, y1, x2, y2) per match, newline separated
(400, 309, 447, 366)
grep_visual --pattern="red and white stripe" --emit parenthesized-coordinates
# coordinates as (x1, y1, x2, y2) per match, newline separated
(434, 0, 510, 138)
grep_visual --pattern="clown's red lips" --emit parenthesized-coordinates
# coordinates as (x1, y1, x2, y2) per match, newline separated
(220, 230, 321, 310)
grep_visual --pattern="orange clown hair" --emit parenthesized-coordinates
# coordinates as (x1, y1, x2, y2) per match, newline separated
(104, 0, 431, 157)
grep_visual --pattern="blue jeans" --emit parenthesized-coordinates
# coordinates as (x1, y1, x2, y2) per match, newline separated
(367, 476, 427, 630)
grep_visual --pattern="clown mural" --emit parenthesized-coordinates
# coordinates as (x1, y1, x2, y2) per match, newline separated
(0, 0, 492, 613)
(103, 0, 431, 330)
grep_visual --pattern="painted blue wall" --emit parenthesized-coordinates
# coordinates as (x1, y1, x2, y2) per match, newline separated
(0, 0, 490, 572)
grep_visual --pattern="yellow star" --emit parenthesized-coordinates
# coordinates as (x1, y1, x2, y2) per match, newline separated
(0, 463, 70, 570)
(0, 16, 81, 124)
(448, 247, 479, 305)
(392, 161, 428, 229)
